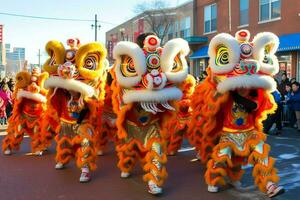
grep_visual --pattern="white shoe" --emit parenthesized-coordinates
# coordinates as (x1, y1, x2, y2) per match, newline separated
(208, 185, 219, 193)
(148, 180, 162, 195)
(266, 182, 285, 198)
(34, 151, 43, 156)
(120, 172, 130, 178)
(55, 163, 64, 169)
(79, 168, 91, 183)
(4, 149, 11, 155)
(97, 150, 104, 156)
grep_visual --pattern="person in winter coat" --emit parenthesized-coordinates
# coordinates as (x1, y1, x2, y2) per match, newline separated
(287, 82, 300, 131)
(279, 72, 290, 96)
(263, 89, 282, 134)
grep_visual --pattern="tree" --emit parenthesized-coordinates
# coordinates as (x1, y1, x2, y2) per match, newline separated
(134, 0, 175, 44)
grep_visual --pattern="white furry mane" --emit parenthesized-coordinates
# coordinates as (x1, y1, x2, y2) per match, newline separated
(45, 76, 94, 97)
(17, 90, 47, 103)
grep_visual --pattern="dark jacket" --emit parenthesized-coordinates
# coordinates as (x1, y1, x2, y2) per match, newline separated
(279, 79, 290, 96)
(287, 90, 300, 111)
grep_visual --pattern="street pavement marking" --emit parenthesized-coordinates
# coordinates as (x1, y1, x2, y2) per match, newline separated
(178, 147, 195, 152)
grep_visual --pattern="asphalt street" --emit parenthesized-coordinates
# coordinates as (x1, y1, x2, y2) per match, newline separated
(0, 126, 298, 200)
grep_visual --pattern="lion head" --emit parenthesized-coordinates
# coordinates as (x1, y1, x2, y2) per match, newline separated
(208, 30, 279, 93)
(112, 35, 190, 114)
(15, 67, 48, 103)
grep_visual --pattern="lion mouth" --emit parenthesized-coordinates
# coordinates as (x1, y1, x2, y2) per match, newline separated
(17, 90, 47, 103)
(44, 76, 94, 98)
(216, 74, 276, 93)
(122, 87, 182, 114)
(139, 101, 175, 114)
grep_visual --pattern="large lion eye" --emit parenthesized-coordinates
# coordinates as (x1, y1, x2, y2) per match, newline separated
(215, 45, 229, 66)
(120, 56, 137, 77)
(84, 53, 99, 70)
(171, 54, 183, 72)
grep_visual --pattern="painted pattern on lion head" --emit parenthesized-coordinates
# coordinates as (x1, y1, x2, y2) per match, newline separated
(43, 38, 107, 100)
(113, 35, 190, 114)
(209, 29, 279, 93)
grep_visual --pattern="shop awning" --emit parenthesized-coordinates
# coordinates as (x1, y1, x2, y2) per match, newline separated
(278, 33, 300, 52)
(189, 46, 208, 60)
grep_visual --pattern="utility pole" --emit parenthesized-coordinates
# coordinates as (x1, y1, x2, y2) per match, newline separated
(38, 49, 41, 68)
(91, 14, 101, 41)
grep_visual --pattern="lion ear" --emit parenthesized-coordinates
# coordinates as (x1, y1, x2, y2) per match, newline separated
(75, 42, 107, 80)
(37, 72, 49, 86)
(43, 40, 66, 74)
(15, 71, 31, 89)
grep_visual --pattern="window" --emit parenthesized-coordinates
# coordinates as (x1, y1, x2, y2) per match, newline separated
(204, 4, 217, 33)
(174, 20, 179, 37)
(259, 0, 281, 22)
(168, 23, 174, 40)
(240, 0, 249, 25)
(180, 17, 191, 38)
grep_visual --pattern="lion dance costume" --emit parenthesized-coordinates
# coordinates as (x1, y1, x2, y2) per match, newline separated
(93, 71, 118, 156)
(2, 67, 48, 155)
(189, 30, 284, 198)
(112, 35, 189, 194)
(164, 74, 195, 155)
(41, 38, 107, 182)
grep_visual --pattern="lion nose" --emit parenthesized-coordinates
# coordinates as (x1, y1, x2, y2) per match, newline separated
(142, 69, 166, 90)
(58, 62, 78, 79)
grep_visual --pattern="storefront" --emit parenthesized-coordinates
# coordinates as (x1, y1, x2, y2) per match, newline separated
(189, 45, 209, 78)
(276, 32, 300, 80)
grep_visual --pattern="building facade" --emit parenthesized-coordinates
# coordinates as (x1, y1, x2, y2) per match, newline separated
(0, 25, 5, 77)
(191, 0, 300, 79)
(105, 1, 194, 64)
(5, 44, 26, 75)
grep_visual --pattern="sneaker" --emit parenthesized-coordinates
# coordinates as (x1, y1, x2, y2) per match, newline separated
(79, 168, 91, 183)
(34, 151, 43, 156)
(55, 162, 64, 169)
(120, 172, 130, 178)
(3, 149, 11, 155)
(208, 185, 219, 193)
(97, 150, 104, 156)
(148, 180, 162, 195)
(266, 182, 285, 198)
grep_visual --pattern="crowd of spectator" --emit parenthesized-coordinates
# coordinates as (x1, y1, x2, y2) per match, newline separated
(264, 72, 300, 134)
(0, 77, 14, 125)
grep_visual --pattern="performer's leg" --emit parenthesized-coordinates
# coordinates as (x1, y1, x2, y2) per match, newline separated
(94, 124, 109, 156)
(205, 145, 233, 192)
(249, 141, 284, 198)
(2, 122, 25, 155)
(55, 134, 73, 169)
(30, 123, 44, 155)
(143, 139, 167, 195)
(167, 129, 185, 156)
(116, 140, 138, 178)
(74, 124, 97, 183)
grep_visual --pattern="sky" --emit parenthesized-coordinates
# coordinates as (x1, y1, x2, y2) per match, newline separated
(0, 0, 190, 64)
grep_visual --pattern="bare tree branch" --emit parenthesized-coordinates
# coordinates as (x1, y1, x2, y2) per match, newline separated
(134, 0, 175, 44)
